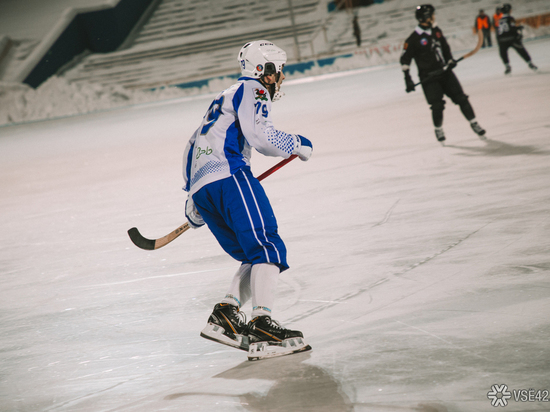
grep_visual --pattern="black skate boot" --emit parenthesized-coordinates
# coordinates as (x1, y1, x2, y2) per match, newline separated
(434, 128, 446, 144)
(528, 62, 538, 71)
(470, 121, 486, 139)
(200, 303, 249, 351)
(246, 316, 312, 361)
(504, 64, 511, 75)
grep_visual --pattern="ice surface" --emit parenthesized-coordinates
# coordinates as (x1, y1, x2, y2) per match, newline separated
(1, 39, 550, 411)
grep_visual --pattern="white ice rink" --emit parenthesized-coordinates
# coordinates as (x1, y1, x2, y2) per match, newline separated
(1, 39, 550, 411)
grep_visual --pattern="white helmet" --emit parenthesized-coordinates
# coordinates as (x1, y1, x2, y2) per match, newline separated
(237, 40, 287, 78)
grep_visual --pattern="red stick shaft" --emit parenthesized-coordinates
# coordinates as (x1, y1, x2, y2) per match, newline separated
(257, 155, 298, 181)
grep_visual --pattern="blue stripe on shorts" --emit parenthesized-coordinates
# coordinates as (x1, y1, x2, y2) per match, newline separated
(192, 167, 289, 271)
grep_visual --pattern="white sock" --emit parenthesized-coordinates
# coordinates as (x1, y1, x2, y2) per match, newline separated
(221, 263, 252, 308)
(251, 263, 280, 318)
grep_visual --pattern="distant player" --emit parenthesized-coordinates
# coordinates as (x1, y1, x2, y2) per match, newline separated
(182, 40, 313, 360)
(400, 4, 486, 143)
(496, 3, 538, 75)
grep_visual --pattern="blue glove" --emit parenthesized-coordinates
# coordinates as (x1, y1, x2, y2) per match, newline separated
(185, 198, 205, 229)
(293, 135, 313, 161)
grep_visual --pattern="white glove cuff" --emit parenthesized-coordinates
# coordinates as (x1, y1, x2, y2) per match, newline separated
(291, 134, 301, 156)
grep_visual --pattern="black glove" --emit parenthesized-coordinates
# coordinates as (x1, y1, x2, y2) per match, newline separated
(516, 26, 523, 40)
(404, 70, 415, 93)
(446, 59, 457, 70)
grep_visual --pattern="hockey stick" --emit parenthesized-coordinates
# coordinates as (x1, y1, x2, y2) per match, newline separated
(414, 30, 483, 86)
(128, 155, 298, 250)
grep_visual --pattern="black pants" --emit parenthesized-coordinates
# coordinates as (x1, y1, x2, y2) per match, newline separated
(421, 70, 475, 128)
(498, 39, 531, 64)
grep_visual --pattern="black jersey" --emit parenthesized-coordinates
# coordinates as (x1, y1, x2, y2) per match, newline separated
(400, 25, 453, 77)
(496, 14, 520, 42)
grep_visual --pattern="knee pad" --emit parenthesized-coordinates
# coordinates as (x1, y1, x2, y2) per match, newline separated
(430, 101, 445, 112)
(452, 94, 469, 105)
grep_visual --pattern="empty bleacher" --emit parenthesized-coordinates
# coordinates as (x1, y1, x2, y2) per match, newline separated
(9, 0, 550, 91)
(62, 0, 328, 89)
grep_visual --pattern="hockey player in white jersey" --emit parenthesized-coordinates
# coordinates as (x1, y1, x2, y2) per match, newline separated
(183, 40, 313, 360)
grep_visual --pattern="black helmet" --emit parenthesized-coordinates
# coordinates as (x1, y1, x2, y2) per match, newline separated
(416, 4, 435, 23)
(501, 3, 511, 13)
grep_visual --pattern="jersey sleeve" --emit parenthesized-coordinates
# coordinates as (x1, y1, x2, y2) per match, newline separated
(400, 35, 415, 70)
(237, 81, 297, 158)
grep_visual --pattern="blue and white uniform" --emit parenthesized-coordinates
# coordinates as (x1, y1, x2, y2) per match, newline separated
(183, 77, 300, 271)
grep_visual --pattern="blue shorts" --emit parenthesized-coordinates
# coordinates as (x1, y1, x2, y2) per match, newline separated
(192, 168, 289, 271)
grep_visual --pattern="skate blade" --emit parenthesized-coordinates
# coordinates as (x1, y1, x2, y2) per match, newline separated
(247, 337, 312, 361)
(200, 323, 249, 351)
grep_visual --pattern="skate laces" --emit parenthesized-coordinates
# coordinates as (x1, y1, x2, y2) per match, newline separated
(263, 316, 283, 330)
(230, 305, 247, 326)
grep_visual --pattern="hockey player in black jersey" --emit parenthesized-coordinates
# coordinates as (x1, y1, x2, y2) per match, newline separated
(497, 3, 538, 75)
(400, 4, 486, 143)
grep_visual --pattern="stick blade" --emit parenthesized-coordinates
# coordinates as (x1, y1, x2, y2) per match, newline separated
(127, 227, 156, 250)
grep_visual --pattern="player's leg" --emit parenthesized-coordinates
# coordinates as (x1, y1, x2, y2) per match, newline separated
(246, 263, 311, 360)
(193, 180, 251, 350)
(198, 263, 251, 350)
(222, 263, 252, 308)
(511, 41, 531, 62)
(511, 41, 537, 70)
(498, 42, 512, 74)
(422, 79, 446, 142)
(229, 168, 289, 271)
(228, 169, 311, 359)
(444, 72, 486, 137)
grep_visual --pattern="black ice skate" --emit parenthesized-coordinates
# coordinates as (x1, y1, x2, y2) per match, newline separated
(470, 121, 486, 139)
(200, 303, 249, 351)
(504, 64, 511, 75)
(246, 316, 312, 361)
(434, 128, 446, 144)
(528, 62, 538, 71)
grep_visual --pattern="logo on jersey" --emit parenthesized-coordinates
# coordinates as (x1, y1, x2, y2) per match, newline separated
(256, 64, 264, 72)
(420, 38, 428, 46)
(254, 88, 269, 101)
(195, 146, 213, 159)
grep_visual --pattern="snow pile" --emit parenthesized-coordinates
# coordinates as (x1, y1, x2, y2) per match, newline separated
(0, 56, 378, 126)
(0, 77, 202, 125)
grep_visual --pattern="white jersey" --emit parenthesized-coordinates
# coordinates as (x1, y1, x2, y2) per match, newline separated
(183, 77, 298, 196)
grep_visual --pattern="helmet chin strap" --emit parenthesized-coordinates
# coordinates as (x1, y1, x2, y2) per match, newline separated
(272, 72, 285, 101)
(260, 72, 285, 101)
(420, 18, 433, 28)
(272, 86, 285, 102)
